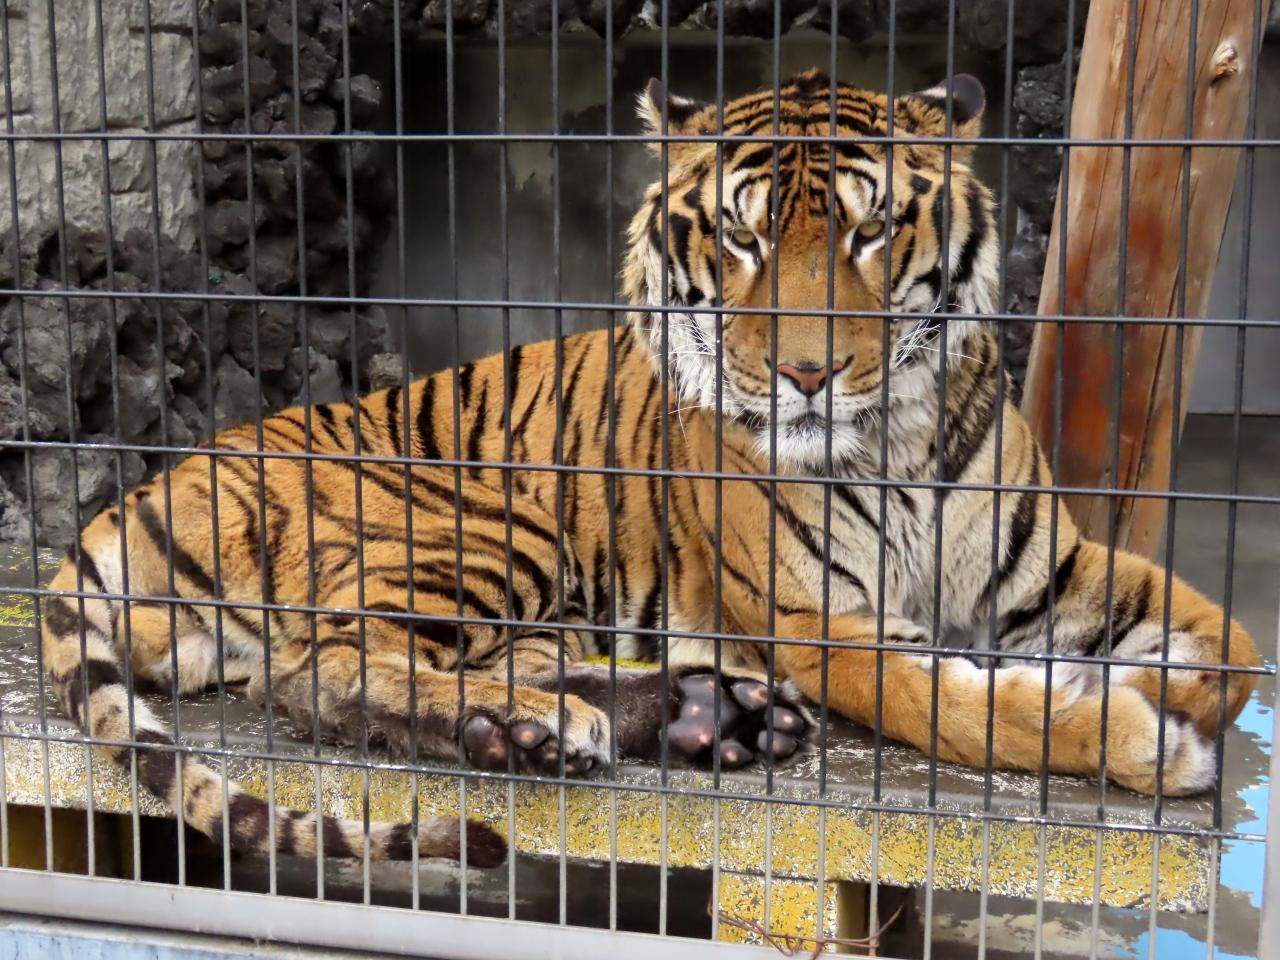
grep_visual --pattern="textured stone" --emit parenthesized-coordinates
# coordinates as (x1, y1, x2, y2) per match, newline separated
(0, 296, 112, 397)
(28, 9, 195, 133)
(97, 354, 165, 438)
(227, 300, 295, 372)
(327, 74, 381, 126)
(123, 0, 195, 30)
(3, 436, 146, 547)
(418, 0, 494, 29)
(211, 0, 272, 30)
(201, 56, 278, 124)
(702, 0, 813, 37)
(198, 21, 263, 66)
(0, 468, 29, 544)
(252, 233, 299, 293)
(805, 0, 879, 44)
(959, 0, 1087, 65)
(365, 351, 404, 392)
(206, 198, 270, 251)
(282, 345, 343, 405)
(0, 16, 33, 118)
(212, 352, 260, 428)
(0, 121, 200, 252)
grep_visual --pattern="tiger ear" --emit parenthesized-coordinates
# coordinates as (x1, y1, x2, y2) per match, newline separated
(637, 78, 712, 156)
(894, 74, 985, 146)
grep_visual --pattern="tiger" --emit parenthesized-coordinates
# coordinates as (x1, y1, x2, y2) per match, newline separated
(38, 69, 1260, 867)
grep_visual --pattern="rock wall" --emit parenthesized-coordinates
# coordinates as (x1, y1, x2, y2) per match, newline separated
(0, 0, 396, 546)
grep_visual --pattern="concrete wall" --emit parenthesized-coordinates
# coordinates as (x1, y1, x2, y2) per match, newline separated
(1189, 42, 1280, 416)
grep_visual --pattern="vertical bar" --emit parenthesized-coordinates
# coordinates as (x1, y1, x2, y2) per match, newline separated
(0, 0, 52, 876)
(234, 0, 271, 891)
(1050, 3, 1078, 959)
(548, 0, 569, 926)
(442, 0, 472, 913)
(603, 0, 619, 929)
(190, 0, 238, 892)
(869, 0, 898, 934)
(89, 0, 141, 883)
(494, 0, 518, 918)
(334, 0, 374, 906)
(816, 3, 839, 941)
(277, 0, 325, 901)
(656, 0, 670, 935)
(389, 0, 423, 912)
(41, 0, 92, 878)
(1212, 1, 1265, 954)
(923, 7, 960, 957)
(980, 0, 1020, 952)
(1260, 622, 1280, 959)
(710, 0, 725, 934)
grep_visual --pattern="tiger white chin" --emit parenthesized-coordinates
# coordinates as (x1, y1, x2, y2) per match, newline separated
(750, 415, 869, 471)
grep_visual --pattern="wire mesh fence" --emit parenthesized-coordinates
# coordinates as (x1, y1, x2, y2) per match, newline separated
(0, 0, 1276, 957)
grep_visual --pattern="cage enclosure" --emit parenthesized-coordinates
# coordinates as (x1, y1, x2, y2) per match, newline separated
(0, 0, 1276, 958)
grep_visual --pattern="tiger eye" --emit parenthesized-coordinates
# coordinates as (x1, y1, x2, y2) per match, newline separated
(730, 226, 757, 247)
(856, 218, 886, 240)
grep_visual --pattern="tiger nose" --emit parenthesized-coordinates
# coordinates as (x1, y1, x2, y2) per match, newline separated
(775, 360, 844, 397)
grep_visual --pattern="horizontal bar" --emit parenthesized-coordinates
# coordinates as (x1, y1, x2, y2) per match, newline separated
(0, 870, 783, 960)
(0, 725, 1264, 841)
(0, 129, 1276, 149)
(1, 285, 1278, 330)
(4, 438, 1279, 506)
(8, 582, 1274, 677)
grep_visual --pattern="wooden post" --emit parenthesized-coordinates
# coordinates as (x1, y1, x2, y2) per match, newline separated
(1019, 0, 1269, 558)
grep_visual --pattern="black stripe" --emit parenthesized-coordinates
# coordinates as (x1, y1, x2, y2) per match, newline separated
(833, 485, 879, 533)
(58, 656, 125, 721)
(227, 791, 271, 849)
(416, 377, 442, 462)
(466, 379, 489, 478)
(134, 728, 177, 799)
(458, 363, 475, 409)
(42, 596, 86, 637)
(386, 385, 402, 456)
(135, 496, 262, 638)
(314, 404, 345, 447)
(512, 373, 546, 459)
(384, 822, 414, 859)
(223, 484, 259, 567)
(997, 542, 1081, 643)
(979, 445, 1040, 607)
(637, 548, 662, 633)
(503, 346, 524, 426)
(68, 550, 106, 592)
(770, 491, 868, 599)
(953, 179, 987, 287)
(942, 340, 997, 486)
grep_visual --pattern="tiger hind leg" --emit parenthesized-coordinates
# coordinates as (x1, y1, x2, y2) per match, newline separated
(1045, 542, 1263, 794)
(122, 601, 254, 693)
(774, 609, 1231, 797)
(40, 508, 505, 867)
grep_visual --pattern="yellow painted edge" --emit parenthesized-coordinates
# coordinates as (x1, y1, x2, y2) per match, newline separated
(0, 735, 1210, 911)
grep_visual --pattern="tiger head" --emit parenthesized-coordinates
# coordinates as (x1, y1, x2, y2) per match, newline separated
(623, 69, 999, 469)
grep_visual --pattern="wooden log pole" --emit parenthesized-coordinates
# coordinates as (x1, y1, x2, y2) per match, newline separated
(1019, 0, 1270, 558)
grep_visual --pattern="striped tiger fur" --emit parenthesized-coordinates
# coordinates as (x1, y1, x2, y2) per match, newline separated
(39, 70, 1259, 864)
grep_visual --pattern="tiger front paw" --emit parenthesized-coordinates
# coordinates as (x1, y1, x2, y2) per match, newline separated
(459, 693, 610, 778)
(666, 671, 813, 769)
